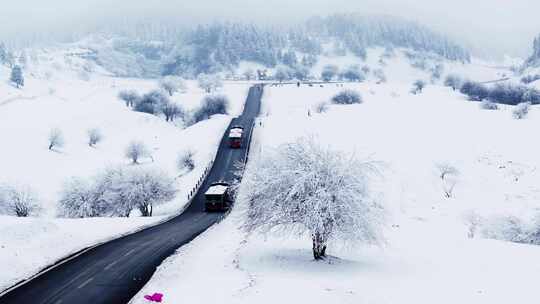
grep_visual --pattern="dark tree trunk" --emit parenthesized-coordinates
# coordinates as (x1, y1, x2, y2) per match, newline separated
(312, 233, 327, 260)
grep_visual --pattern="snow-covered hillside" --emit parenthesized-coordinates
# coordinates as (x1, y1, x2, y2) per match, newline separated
(0, 51, 250, 291)
(132, 80, 540, 304)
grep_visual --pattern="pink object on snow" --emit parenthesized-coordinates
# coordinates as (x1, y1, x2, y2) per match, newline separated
(144, 292, 163, 303)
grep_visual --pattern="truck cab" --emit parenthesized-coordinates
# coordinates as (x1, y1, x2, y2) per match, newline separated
(229, 126, 244, 149)
(204, 182, 232, 212)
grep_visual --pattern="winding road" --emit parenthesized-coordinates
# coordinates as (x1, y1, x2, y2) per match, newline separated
(0, 84, 263, 304)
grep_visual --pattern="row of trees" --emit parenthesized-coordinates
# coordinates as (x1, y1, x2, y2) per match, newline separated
(59, 167, 176, 218)
(47, 128, 103, 151)
(458, 80, 540, 105)
(161, 15, 469, 78)
(119, 75, 228, 126)
(321, 64, 367, 82)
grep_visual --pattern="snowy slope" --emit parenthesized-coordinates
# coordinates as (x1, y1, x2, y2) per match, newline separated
(131, 80, 540, 304)
(0, 51, 250, 291)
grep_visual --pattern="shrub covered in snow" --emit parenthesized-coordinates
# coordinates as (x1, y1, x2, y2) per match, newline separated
(521, 74, 540, 84)
(292, 65, 310, 81)
(159, 76, 186, 96)
(373, 69, 387, 83)
(460, 80, 489, 101)
(0, 184, 40, 217)
(238, 137, 386, 260)
(411, 79, 426, 94)
(513, 102, 531, 119)
(134, 90, 169, 115)
(118, 90, 140, 107)
(191, 95, 230, 124)
(87, 128, 104, 147)
(10, 65, 24, 88)
(314, 101, 329, 113)
(480, 101, 499, 110)
(331, 90, 362, 105)
(161, 102, 184, 122)
(481, 216, 530, 244)
(114, 167, 176, 217)
(48, 128, 64, 151)
(436, 163, 459, 198)
(488, 83, 528, 105)
(177, 150, 196, 173)
(198, 73, 223, 93)
(274, 65, 294, 83)
(243, 69, 255, 81)
(444, 74, 463, 91)
(125, 141, 151, 164)
(340, 65, 365, 82)
(59, 167, 176, 218)
(321, 64, 339, 82)
(58, 178, 105, 218)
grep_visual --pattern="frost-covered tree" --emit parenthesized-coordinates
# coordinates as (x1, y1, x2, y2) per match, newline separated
(58, 178, 106, 218)
(314, 101, 329, 113)
(178, 150, 196, 172)
(372, 69, 386, 83)
(161, 102, 183, 122)
(292, 65, 310, 81)
(94, 167, 133, 217)
(159, 76, 186, 96)
(243, 68, 255, 81)
(411, 79, 426, 94)
(4, 51, 15, 68)
(135, 90, 169, 114)
(274, 65, 293, 83)
(239, 137, 386, 260)
(120, 167, 176, 217)
(430, 64, 444, 82)
(460, 81, 489, 101)
(444, 74, 462, 91)
(198, 73, 223, 93)
(125, 141, 151, 164)
(191, 95, 230, 124)
(118, 90, 140, 107)
(341, 65, 365, 82)
(60, 167, 176, 218)
(48, 128, 65, 151)
(321, 64, 339, 82)
(480, 101, 499, 110)
(10, 65, 24, 88)
(523, 88, 540, 104)
(513, 102, 531, 119)
(0, 42, 6, 64)
(436, 163, 459, 198)
(331, 90, 362, 105)
(87, 128, 103, 147)
(0, 184, 40, 217)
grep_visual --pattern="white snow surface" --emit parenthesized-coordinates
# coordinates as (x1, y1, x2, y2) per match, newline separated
(132, 78, 540, 304)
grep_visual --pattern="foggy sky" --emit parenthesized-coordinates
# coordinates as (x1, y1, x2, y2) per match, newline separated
(2, 0, 539, 59)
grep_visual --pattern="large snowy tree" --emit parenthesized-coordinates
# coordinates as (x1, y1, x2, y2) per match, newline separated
(239, 137, 386, 260)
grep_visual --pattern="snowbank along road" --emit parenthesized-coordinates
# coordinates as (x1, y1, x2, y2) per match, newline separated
(0, 84, 263, 304)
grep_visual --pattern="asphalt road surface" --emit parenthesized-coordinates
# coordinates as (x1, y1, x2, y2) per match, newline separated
(0, 84, 263, 304)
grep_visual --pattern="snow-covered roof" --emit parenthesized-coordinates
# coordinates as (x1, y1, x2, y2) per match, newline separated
(229, 128, 244, 139)
(205, 184, 229, 196)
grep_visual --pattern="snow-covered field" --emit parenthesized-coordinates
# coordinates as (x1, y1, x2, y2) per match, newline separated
(0, 55, 250, 291)
(132, 79, 540, 303)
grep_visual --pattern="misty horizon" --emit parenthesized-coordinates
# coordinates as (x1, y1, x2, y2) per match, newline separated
(1, 0, 539, 60)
